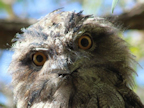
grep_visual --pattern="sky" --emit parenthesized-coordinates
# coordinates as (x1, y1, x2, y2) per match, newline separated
(0, 0, 143, 105)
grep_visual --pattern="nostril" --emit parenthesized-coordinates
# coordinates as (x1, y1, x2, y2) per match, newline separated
(67, 42, 74, 50)
(68, 45, 73, 50)
(58, 73, 69, 77)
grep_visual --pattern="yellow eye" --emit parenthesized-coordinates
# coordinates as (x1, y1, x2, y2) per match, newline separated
(32, 52, 47, 66)
(78, 35, 92, 50)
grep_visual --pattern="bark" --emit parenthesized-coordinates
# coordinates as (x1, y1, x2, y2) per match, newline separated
(107, 3, 144, 30)
(0, 3, 144, 49)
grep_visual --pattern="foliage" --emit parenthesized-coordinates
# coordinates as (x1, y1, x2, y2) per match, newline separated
(111, 0, 119, 13)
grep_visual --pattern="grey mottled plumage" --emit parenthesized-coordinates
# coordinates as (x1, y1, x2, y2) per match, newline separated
(9, 9, 144, 108)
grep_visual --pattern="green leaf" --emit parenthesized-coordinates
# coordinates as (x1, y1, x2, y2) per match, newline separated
(0, 103, 7, 108)
(111, 0, 119, 13)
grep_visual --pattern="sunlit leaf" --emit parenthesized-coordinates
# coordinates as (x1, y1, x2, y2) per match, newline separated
(0, 103, 7, 108)
(111, 0, 119, 13)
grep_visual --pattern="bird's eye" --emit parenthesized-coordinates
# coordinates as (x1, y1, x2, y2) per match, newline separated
(78, 35, 92, 50)
(32, 52, 47, 66)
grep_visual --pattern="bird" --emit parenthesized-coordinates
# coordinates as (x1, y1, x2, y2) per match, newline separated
(8, 9, 144, 108)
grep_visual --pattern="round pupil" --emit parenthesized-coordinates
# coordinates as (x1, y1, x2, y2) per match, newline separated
(36, 55, 43, 62)
(81, 38, 89, 47)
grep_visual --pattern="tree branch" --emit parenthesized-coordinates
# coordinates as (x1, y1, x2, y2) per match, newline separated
(0, 19, 36, 49)
(107, 3, 144, 30)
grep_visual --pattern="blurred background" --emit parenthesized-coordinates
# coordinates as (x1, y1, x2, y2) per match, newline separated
(0, 0, 144, 107)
